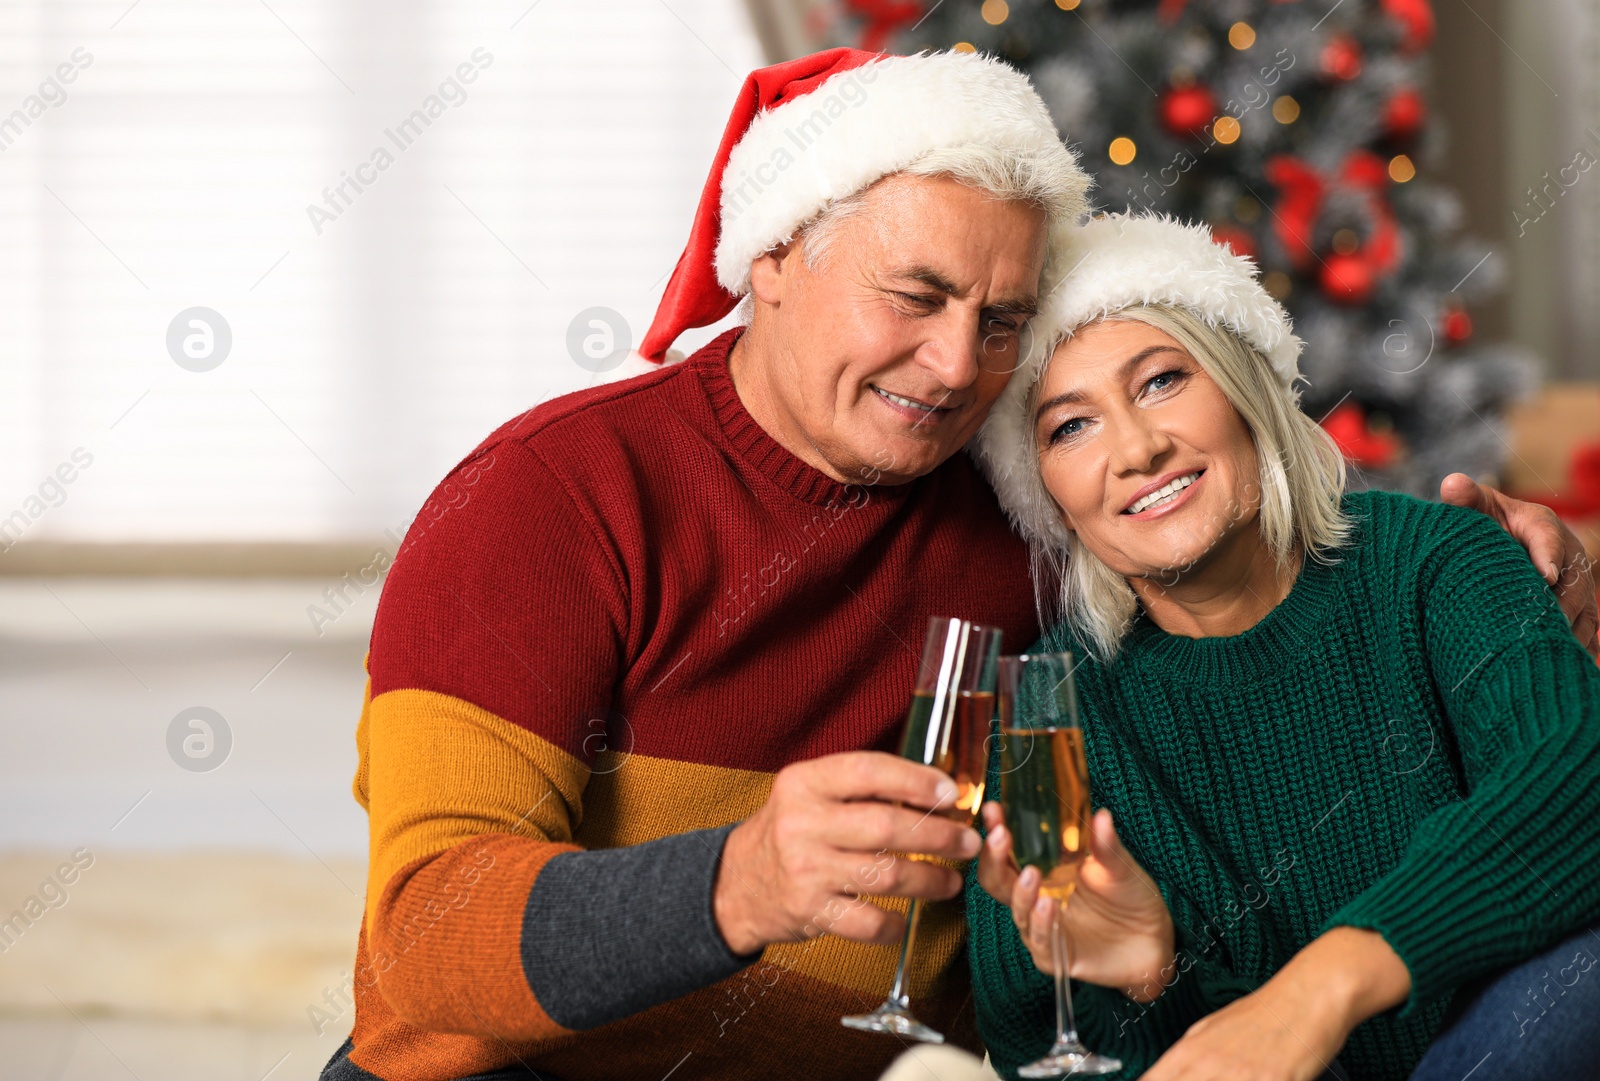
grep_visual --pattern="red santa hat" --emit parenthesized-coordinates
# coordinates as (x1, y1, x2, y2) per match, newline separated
(608, 47, 1089, 380)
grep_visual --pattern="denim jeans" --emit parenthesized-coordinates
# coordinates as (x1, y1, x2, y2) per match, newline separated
(1313, 920, 1600, 1081)
(1406, 921, 1600, 1080)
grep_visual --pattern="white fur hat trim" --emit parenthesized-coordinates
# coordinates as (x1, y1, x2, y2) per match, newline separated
(970, 212, 1303, 550)
(714, 51, 1087, 295)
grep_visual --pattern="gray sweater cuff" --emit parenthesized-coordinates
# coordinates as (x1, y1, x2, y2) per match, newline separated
(520, 822, 761, 1030)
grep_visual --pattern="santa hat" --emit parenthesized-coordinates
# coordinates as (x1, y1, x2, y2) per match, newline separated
(605, 47, 1089, 380)
(971, 213, 1304, 551)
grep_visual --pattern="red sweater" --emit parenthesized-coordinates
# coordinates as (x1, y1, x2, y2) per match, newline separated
(329, 329, 1037, 1080)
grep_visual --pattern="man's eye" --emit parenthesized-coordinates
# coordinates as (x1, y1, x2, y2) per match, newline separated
(985, 316, 1021, 335)
(895, 292, 938, 309)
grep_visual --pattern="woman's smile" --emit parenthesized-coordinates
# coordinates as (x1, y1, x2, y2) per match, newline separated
(1121, 468, 1206, 518)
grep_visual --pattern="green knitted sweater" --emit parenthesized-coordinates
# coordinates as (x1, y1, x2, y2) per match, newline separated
(968, 490, 1600, 1080)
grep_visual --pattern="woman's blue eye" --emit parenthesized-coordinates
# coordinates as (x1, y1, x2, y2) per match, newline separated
(1146, 370, 1182, 393)
(1050, 418, 1086, 443)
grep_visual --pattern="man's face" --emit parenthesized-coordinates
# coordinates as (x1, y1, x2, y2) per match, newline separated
(736, 174, 1048, 486)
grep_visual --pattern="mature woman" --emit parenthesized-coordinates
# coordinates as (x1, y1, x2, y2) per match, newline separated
(965, 214, 1600, 1081)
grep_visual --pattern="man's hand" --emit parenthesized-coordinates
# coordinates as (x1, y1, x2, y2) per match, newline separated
(1441, 473, 1598, 658)
(976, 802, 1173, 1000)
(1142, 926, 1409, 1081)
(713, 751, 981, 955)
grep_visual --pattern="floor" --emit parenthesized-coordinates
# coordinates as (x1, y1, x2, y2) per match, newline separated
(0, 579, 374, 1079)
(1, 1017, 337, 1081)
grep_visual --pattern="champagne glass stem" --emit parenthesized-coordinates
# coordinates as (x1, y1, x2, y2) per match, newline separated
(1050, 900, 1080, 1049)
(840, 895, 942, 1041)
(886, 898, 923, 1008)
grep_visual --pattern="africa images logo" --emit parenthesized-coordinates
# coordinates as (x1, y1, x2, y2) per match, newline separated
(305, 48, 493, 236)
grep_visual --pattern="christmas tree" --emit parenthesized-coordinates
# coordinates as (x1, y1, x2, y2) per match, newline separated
(836, 0, 1535, 496)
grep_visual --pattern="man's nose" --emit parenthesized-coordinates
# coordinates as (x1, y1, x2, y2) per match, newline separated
(914, 308, 984, 391)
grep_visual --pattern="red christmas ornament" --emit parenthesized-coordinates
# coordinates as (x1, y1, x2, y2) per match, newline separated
(1514, 439, 1600, 520)
(1156, 0, 1189, 24)
(1265, 152, 1401, 279)
(1320, 34, 1364, 81)
(1321, 401, 1400, 469)
(1159, 84, 1218, 138)
(1319, 251, 1376, 305)
(1443, 307, 1473, 344)
(1384, 88, 1427, 140)
(1381, 0, 1436, 53)
(1210, 224, 1257, 261)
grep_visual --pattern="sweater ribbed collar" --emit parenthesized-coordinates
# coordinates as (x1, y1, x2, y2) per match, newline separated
(689, 328, 915, 508)
(1118, 548, 1346, 686)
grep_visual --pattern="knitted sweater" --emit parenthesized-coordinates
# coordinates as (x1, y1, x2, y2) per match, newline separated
(968, 490, 1600, 1080)
(326, 328, 1039, 1081)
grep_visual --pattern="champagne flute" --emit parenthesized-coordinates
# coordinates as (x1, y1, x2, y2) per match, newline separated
(997, 652, 1122, 1077)
(842, 616, 1002, 1043)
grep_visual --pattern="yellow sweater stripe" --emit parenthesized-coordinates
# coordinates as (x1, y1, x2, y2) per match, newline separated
(361, 684, 589, 932)
(360, 683, 965, 1002)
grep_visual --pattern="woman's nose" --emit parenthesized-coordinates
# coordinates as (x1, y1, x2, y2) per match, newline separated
(1105, 412, 1171, 474)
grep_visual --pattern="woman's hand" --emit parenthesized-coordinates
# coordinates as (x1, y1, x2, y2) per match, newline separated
(977, 801, 1173, 1001)
(1142, 926, 1411, 1081)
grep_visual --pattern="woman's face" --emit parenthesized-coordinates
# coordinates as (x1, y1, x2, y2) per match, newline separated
(1033, 319, 1262, 582)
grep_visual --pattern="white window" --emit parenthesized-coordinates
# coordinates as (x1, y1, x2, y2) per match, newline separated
(0, 0, 763, 544)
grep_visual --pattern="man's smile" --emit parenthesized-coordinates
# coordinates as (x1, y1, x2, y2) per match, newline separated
(870, 384, 959, 423)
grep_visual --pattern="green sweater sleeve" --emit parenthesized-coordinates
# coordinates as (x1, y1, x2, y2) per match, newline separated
(1328, 505, 1600, 1014)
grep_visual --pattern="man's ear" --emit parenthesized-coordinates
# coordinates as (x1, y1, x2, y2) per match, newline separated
(748, 241, 797, 306)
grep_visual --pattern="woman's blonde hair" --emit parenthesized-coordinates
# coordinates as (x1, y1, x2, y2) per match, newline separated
(1031, 303, 1352, 659)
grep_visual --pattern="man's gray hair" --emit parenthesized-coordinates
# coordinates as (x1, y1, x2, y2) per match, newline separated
(800, 144, 1083, 271)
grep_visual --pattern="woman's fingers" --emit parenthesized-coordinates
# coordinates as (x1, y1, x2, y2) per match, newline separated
(1086, 810, 1154, 893)
(1024, 890, 1059, 972)
(1009, 864, 1040, 931)
(976, 801, 1019, 901)
(1088, 808, 1129, 876)
(1006, 864, 1065, 974)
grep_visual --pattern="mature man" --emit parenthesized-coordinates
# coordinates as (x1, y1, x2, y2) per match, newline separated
(322, 48, 1595, 1081)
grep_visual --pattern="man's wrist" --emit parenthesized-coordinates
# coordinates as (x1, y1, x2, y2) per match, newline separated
(712, 819, 766, 956)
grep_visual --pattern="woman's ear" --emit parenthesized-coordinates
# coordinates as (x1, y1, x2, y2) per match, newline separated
(1054, 496, 1076, 534)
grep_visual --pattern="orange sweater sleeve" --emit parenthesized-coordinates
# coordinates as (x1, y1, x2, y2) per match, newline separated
(355, 438, 752, 1042)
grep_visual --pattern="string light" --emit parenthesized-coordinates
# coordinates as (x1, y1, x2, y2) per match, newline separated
(1235, 196, 1261, 223)
(1332, 228, 1360, 255)
(1109, 136, 1137, 165)
(1272, 95, 1301, 124)
(1228, 22, 1256, 49)
(1389, 154, 1417, 182)
(1055, 0, 1082, 8)
(981, 0, 1009, 25)
(953, 41, 977, 53)
(1212, 116, 1241, 144)
(1263, 271, 1292, 299)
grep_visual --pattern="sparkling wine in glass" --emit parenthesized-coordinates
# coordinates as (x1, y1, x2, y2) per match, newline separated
(842, 616, 1001, 1043)
(997, 652, 1122, 1077)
